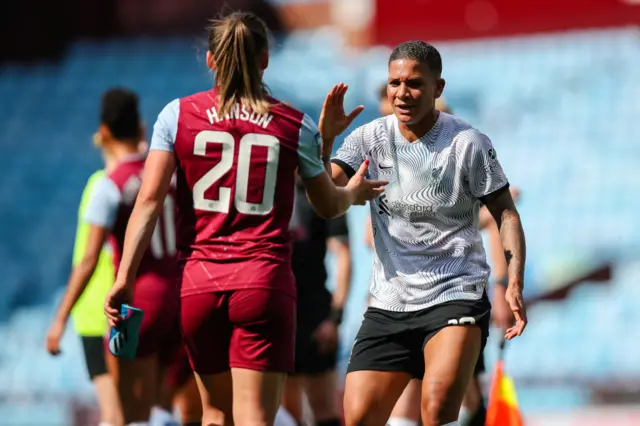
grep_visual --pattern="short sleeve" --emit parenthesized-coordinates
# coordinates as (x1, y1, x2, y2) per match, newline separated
(297, 113, 325, 179)
(331, 127, 364, 179)
(465, 131, 509, 200)
(149, 99, 180, 153)
(327, 214, 349, 240)
(83, 177, 122, 229)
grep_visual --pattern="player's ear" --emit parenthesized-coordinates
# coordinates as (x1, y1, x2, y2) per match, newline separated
(260, 50, 269, 71)
(435, 78, 446, 99)
(206, 51, 216, 71)
(99, 124, 113, 144)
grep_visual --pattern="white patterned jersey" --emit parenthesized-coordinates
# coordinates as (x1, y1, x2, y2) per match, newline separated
(332, 112, 509, 312)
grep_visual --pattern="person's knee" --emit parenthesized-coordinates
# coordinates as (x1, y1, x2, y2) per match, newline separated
(421, 384, 458, 426)
(343, 392, 368, 426)
(306, 380, 338, 420)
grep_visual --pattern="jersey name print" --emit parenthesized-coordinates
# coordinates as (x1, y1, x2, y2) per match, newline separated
(333, 113, 509, 312)
(149, 88, 325, 297)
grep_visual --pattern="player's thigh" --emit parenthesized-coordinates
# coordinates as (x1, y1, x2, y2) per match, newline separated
(389, 379, 422, 421)
(232, 368, 287, 426)
(181, 292, 233, 376)
(421, 326, 482, 425)
(195, 371, 234, 426)
(281, 375, 306, 422)
(302, 370, 339, 420)
(113, 355, 159, 423)
(344, 371, 411, 426)
(175, 376, 203, 424)
(228, 289, 295, 425)
(462, 350, 485, 411)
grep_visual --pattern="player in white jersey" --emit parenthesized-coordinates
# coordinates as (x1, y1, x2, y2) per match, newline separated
(321, 41, 527, 426)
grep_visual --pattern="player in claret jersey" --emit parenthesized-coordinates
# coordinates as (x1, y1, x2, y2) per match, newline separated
(49, 88, 182, 424)
(104, 11, 386, 426)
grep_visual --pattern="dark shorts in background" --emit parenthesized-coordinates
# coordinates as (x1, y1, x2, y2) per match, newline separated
(81, 336, 108, 380)
(294, 293, 337, 375)
(347, 295, 491, 379)
(181, 289, 296, 375)
(164, 346, 193, 390)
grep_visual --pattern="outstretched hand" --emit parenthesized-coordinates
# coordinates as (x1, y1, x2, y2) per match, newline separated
(319, 83, 365, 144)
(346, 161, 388, 206)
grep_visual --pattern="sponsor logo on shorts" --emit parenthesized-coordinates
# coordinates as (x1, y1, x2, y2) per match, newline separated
(447, 317, 476, 325)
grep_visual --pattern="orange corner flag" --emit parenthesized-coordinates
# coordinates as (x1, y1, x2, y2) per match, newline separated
(485, 360, 523, 426)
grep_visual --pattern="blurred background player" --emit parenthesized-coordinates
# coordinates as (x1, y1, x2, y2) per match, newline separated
(45, 131, 136, 426)
(104, 11, 385, 426)
(73, 87, 182, 425)
(281, 176, 352, 426)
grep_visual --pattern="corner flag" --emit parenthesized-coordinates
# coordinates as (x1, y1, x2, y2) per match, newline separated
(486, 340, 523, 426)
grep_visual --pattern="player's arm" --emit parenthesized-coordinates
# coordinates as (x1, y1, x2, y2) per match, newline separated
(326, 216, 352, 324)
(112, 101, 178, 292)
(468, 132, 527, 339)
(46, 177, 117, 355)
(53, 226, 109, 325)
(297, 115, 385, 219)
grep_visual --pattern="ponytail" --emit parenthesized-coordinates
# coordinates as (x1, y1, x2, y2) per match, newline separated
(209, 12, 270, 117)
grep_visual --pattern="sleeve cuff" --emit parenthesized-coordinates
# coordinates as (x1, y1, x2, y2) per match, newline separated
(478, 182, 510, 205)
(331, 158, 356, 179)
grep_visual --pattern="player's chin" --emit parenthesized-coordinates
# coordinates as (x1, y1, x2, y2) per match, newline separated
(394, 110, 420, 125)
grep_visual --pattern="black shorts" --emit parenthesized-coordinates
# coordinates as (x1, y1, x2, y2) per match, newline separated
(293, 291, 337, 375)
(81, 336, 108, 380)
(347, 296, 490, 379)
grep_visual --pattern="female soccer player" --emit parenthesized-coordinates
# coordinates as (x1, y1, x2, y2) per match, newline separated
(325, 41, 527, 426)
(45, 137, 127, 426)
(104, 11, 385, 426)
(281, 176, 352, 426)
(50, 88, 182, 425)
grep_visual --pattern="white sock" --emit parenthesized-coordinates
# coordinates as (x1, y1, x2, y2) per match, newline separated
(442, 421, 459, 426)
(386, 417, 419, 426)
(458, 405, 472, 426)
(149, 406, 179, 426)
(274, 406, 298, 426)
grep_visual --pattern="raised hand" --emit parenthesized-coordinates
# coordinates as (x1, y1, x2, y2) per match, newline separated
(319, 83, 365, 144)
(346, 161, 388, 205)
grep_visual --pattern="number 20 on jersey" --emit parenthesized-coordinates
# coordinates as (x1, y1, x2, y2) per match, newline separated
(192, 130, 280, 216)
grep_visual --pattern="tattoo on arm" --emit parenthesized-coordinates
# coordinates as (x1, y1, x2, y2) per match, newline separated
(485, 191, 526, 286)
(504, 250, 512, 265)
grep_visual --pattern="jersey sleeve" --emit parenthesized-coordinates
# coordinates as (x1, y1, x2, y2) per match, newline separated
(73, 171, 106, 266)
(297, 113, 325, 179)
(83, 177, 122, 230)
(327, 214, 349, 240)
(331, 127, 364, 179)
(465, 131, 509, 200)
(149, 99, 180, 153)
